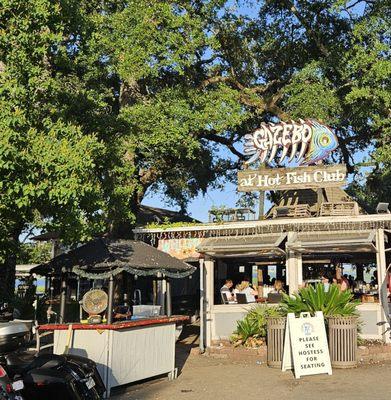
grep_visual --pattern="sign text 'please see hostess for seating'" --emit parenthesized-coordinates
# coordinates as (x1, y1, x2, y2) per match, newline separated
(282, 312, 332, 379)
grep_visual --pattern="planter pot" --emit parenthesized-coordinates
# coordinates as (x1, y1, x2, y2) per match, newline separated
(327, 316, 358, 368)
(266, 317, 286, 368)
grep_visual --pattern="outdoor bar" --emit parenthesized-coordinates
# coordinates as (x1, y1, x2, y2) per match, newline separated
(32, 238, 195, 397)
(38, 316, 187, 398)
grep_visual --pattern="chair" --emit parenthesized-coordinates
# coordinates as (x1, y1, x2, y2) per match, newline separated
(236, 293, 248, 304)
(221, 292, 229, 304)
(221, 292, 236, 304)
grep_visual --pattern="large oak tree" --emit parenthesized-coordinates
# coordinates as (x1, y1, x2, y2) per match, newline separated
(0, 0, 389, 297)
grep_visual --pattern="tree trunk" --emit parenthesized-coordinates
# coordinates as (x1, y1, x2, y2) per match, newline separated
(108, 192, 140, 240)
(0, 228, 21, 302)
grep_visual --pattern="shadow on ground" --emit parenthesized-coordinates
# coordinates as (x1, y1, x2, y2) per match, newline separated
(110, 321, 200, 398)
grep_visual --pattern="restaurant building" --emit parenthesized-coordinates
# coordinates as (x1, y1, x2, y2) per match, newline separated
(135, 120, 391, 349)
(134, 195, 391, 348)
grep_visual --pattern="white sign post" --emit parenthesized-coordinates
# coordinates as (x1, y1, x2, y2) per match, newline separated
(282, 311, 332, 378)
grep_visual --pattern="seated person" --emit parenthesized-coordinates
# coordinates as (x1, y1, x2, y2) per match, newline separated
(234, 280, 257, 303)
(220, 279, 234, 302)
(271, 280, 285, 294)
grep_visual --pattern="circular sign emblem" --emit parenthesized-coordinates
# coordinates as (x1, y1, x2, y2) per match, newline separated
(301, 322, 314, 336)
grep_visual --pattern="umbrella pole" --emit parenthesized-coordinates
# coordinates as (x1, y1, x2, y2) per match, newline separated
(107, 275, 114, 324)
(59, 275, 67, 323)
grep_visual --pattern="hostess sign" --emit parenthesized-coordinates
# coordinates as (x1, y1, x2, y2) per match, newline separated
(238, 165, 347, 192)
(244, 119, 338, 166)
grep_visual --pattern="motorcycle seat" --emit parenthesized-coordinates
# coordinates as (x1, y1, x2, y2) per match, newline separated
(6, 352, 66, 374)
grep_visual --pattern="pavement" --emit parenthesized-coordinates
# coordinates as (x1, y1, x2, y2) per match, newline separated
(111, 321, 391, 400)
(112, 345, 391, 400)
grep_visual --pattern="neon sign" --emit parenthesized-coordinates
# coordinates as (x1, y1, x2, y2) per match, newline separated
(244, 119, 338, 165)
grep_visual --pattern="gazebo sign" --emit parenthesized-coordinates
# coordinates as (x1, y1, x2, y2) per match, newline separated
(238, 164, 347, 192)
(244, 119, 338, 165)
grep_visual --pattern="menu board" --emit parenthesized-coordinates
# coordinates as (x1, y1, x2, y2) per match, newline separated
(282, 311, 332, 378)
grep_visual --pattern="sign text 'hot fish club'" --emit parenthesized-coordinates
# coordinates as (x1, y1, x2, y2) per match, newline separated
(238, 165, 347, 192)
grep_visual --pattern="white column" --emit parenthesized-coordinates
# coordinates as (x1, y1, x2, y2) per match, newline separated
(286, 232, 300, 294)
(297, 252, 303, 287)
(204, 259, 215, 348)
(157, 272, 166, 313)
(286, 250, 299, 294)
(199, 258, 205, 352)
(376, 229, 390, 343)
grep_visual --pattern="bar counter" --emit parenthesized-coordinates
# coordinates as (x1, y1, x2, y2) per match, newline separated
(38, 315, 188, 398)
(38, 315, 188, 331)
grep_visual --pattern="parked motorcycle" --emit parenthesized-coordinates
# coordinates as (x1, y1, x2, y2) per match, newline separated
(0, 315, 105, 399)
(4, 352, 105, 400)
(0, 364, 24, 400)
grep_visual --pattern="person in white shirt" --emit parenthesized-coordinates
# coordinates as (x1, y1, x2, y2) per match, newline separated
(234, 280, 257, 303)
(220, 279, 234, 302)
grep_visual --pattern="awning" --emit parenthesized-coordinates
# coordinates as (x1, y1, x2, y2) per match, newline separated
(287, 230, 377, 253)
(196, 233, 287, 258)
(31, 238, 196, 279)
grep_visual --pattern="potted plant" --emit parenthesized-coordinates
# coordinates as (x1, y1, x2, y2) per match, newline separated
(279, 283, 360, 368)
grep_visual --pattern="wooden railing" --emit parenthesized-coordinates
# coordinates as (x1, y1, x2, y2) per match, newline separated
(272, 204, 311, 219)
(320, 202, 359, 217)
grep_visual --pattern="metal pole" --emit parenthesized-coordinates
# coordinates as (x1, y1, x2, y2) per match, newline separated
(166, 279, 172, 317)
(107, 275, 114, 324)
(199, 258, 205, 353)
(59, 274, 67, 323)
(76, 277, 80, 301)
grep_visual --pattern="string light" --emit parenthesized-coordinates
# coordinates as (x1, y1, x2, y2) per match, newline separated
(136, 220, 391, 243)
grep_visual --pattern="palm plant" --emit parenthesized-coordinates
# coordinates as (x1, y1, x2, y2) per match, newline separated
(230, 305, 283, 347)
(280, 283, 359, 317)
(246, 306, 282, 337)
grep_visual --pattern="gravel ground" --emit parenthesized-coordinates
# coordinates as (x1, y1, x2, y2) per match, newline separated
(112, 347, 391, 400)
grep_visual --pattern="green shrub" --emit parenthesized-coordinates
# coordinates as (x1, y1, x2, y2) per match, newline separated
(280, 283, 359, 317)
(230, 305, 283, 347)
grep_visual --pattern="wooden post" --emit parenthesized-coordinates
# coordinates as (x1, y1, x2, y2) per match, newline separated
(107, 275, 114, 324)
(204, 259, 214, 348)
(152, 279, 157, 305)
(257, 268, 264, 298)
(199, 258, 205, 353)
(259, 191, 265, 220)
(59, 274, 67, 323)
(376, 229, 390, 343)
(297, 253, 303, 287)
(166, 279, 172, 317)
(317, 188, 323, 215)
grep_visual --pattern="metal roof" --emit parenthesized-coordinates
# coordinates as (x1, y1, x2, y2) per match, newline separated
(196, 233, 287, 258)
(287, 230, 377, 253)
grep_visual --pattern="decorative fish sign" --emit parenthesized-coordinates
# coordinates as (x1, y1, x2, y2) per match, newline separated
(244, 119, 338, 165)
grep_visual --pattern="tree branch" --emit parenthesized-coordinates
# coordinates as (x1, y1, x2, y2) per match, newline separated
(287, 2, 330, 57)
(202, 133, 245, 159)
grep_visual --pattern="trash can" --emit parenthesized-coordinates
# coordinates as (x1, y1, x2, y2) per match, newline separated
(267, 317, 286, 368)
(327, 316, 358, 368)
